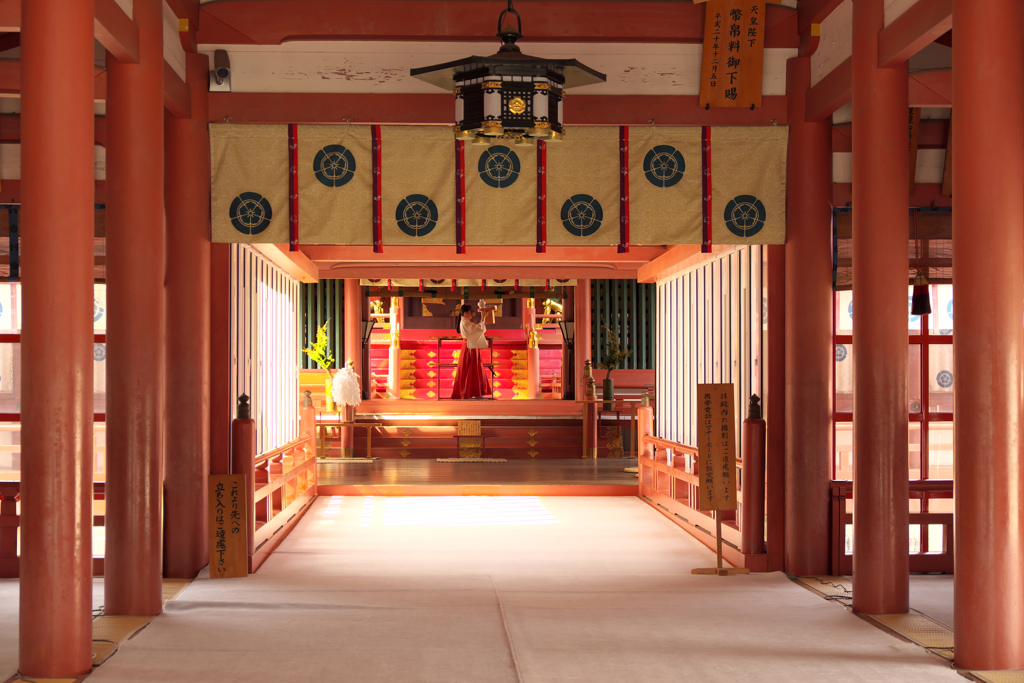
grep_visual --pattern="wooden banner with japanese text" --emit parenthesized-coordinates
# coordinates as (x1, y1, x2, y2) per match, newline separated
(208, 474, 248, 578)
(698, 0, 766, 109)
(697, 383, 737, 511)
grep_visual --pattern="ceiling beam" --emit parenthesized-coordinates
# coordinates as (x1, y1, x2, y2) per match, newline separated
(164, 60, 191, 118)
(808, 65, 952, 121)
(0, 0, 17, 31)
(252, 244, 318, 283)
(0, 114, 108, 147)
(210, 92, 789, 126)
(832, 118, 949, 153)
(832, 182, 951, 208)
(806, 56, 851, 122)
(0, 180, 108, 205)
(878, 0, 952, 69)
(95, 0, 139, 64)
(198, 1, 797, 48)
(798, 0, 845, 36)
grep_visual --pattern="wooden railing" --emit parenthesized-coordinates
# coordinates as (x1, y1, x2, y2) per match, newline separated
(830, 479, 954, 575)
(0, 481, 107, 578)
(249, 433, 317, 573)
(637, 434, 766, 572)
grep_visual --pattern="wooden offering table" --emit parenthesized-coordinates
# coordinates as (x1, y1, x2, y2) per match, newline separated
(316, 417, 382, 459)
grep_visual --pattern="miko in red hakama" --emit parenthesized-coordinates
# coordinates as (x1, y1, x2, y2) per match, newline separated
(450, 306, 492, 399)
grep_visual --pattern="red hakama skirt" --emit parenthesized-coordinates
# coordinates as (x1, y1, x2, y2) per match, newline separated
(450, 342, 492, 399)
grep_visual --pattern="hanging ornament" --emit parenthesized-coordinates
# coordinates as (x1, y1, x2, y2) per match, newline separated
(514, 279, 519, 292)
(911, 273, 931, 316)
(387, 279, 393, 291)
(419, 279, 424, 291)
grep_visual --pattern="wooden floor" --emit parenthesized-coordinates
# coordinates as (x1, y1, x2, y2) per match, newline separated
(316, 458, 639, 496)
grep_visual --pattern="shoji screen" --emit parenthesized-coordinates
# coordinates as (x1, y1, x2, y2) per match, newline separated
(230, 244, 302, 455)
(656, 246, 764, 453)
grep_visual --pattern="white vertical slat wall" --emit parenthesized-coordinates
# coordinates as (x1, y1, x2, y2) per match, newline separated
(230, 244, 301, 455)
(656, 246, 765, 457)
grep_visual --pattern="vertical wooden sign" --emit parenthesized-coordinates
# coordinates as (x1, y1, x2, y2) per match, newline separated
(697, 383, 737, 511)
(698, 0, 766, 109)
(209, 474, 248, 578)
(908, 107, 921, 196)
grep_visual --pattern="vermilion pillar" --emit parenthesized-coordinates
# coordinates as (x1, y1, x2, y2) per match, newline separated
(574, 279, 592, 394)
(19, 0, 95, 676)
(765, 246, 785, 572)
(851, 0, 909, 615)
(105, 0, 166, 616)
(211, 243, 232, 475)
(783, 56, 832, 576)
(163, 52, 211, 579)
(952, 0, 1024, 670)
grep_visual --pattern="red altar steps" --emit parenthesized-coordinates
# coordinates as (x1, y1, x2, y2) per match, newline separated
(317, 418, 613, 459)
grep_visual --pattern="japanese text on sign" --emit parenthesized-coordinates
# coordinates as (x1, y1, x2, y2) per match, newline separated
(209, 474, 248, 578)
(698, 0, 766, 109)
(697, 383, 737, 511)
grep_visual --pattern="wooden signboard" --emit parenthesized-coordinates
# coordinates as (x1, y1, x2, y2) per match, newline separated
(697, 383, 737, 512)
(698, 0, 767, 109)
(209, 474, 248, 578)
(693, 383, 748, 576)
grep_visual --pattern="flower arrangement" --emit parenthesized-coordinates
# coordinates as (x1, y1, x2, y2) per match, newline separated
(595, 322, 630, 379)
(303, 319, 335, 377)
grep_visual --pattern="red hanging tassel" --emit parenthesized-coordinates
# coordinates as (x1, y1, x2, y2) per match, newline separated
(911, 274, 932, 316)
(481, 279, 486, 292)
(387, 279, 392, 291)
(514, 279, 519, 292)
(451, 279, 456, 292)
(418, 279, 424, 292)
(545, 279, 550, 291)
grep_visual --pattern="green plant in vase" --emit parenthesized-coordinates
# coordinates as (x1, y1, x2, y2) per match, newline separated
(303, 319, 336, 410)
(595, 322, 630, 411)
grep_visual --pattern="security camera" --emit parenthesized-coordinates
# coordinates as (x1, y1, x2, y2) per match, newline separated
(209, 49, 231, 92)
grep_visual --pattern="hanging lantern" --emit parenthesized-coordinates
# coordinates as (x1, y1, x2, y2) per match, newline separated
(410, 0, 606, 145)
(911, 273, 931, 317)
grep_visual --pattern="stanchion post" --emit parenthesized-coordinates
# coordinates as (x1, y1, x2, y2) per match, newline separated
(741, 395, 767, 555)
(231, 395, 256, 556)
(637, 391, 654, 459)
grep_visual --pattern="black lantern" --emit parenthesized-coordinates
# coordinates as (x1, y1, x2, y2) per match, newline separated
(557, 318, 576, 400)
(410, 0, 606, 144)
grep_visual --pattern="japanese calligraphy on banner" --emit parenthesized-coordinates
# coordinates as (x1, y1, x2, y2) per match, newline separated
(698, 0, 766, 109)
(208, 474, 247, 578)
(697, 383, 738, 512)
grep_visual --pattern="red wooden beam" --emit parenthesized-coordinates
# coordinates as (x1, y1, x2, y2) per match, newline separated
(805, 56, 852, 122)
(832, 118, 948, 153)
(198, 1, 798, 47)
(909, 69, 951, 106)
(95, 0, 139, 64)
(798, 0, 845, 36)
(0, 32, 19, 53)
(303, 244, 666, 263)
(0, 181, 108, 205)
(832, 182, 951, 208)
(164, 60, 191, 119)
(210, 92, 789, 126)
(0, 114, 108, 147)
(878, 0, 952, 69)
(0, 0, 18, 30)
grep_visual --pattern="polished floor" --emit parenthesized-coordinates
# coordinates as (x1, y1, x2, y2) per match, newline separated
(0, 496, 964, 683)
(317, 457, 639, 488)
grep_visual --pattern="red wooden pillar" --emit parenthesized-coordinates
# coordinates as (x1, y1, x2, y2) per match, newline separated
(105, 0, 166, 616)
(574, 279, 592, 396)
(525, 303, 540, 399)
(765, 246, 785, 572)
(952, 0, 1024, 670)
(783, 56, 832, 576)
(851, 0, 909, 615)
(163, 52, 211, 579)
(339, 279, 362, 456)
(210, 242, 232, 475)
(19, 0, 95, 675)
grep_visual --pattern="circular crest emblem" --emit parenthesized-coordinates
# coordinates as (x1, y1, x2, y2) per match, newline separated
(93, 343, 106, 362)
(643, 145, 686, 187)
(478, 146, 521, 188)
(313, 144, 356, 187)
(835, 344, 848, 362)
(947, 300, 953, 319)
(93, 299, 104, 322)
(229, 192, 273, 235)
(724, 195, 767, 237)
(936, 370, 953, 388)
(395, 194, 438, 237)
(560, 194, 603, 237)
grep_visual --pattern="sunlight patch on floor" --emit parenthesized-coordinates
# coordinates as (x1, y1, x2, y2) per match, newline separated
(381, 496, 560, 527)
